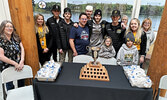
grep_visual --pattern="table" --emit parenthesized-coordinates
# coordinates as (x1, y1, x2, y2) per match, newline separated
(33, 62, 153, 100)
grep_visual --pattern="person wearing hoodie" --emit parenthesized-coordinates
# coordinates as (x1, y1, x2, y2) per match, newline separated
(141, 18, 155, 53)
(57, 8, 74, 62)
(117, 32, 139, 66)
(98, 36, 116, 58)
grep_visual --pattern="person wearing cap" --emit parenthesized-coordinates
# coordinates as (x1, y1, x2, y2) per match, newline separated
(117, 32, 139, 66)
(87, 9, 108, 48)
(57, 8, 74, 62)
(85, 5, 93, 20)
(46, 4, 63, 62)
(106, 9, 126, 55)
(69, 13, 89, 56)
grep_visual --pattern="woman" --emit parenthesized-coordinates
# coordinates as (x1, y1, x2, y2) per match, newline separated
(141, 18, 155, 53)
(126, 18, 147, 67)
(34, 14, 52, 65)
(0, 20, 25, 90)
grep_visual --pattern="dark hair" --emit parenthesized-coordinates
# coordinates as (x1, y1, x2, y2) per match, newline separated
(79, 12, 87, 19)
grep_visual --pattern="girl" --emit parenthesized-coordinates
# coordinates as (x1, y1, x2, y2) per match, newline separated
(0, 20, 25, 90)
(141, 18, 155, 53)
(126, 18, 147, 66)
(34, 14, 52, 65)
(98, 36, 116, 58)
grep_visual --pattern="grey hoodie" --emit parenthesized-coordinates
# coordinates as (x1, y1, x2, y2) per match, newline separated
(117, 44, 139, 66)
(98, 45, 116, 58)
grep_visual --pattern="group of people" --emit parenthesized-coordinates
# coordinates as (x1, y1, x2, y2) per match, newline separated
(0, 4, 155, 90)
(33, 4, 155, 67)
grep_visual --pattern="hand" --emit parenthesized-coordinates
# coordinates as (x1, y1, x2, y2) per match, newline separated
(43, 48, 49, 53)
(73, 23, 78, 28)
(14, 63, 20, 71)
(73, 51, 78, 56)
(59, 49, 63, 54)
(140, 56, 145, 64)
(18, 61, 24, 70)
(121, 23, 126, 29)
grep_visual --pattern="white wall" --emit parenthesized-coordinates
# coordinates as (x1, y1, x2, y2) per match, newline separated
(0, 0, 11, 24)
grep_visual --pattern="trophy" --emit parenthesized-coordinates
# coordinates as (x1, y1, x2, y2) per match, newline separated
(91, 47, 100, 65)
(79, 47, 110, 81)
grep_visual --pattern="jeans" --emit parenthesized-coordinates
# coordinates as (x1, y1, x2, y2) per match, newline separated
(6, 79, 25, 91)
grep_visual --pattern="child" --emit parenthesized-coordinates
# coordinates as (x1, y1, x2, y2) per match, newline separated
(117, 32, 139, 66)
(98, 36, 116, 58)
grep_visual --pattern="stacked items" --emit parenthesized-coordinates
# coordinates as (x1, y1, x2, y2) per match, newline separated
(37, 60, 61, 81)
(123, 65, 152, 88)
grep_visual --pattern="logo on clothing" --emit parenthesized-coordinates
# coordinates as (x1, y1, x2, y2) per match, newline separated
(80, 30, 89, 41)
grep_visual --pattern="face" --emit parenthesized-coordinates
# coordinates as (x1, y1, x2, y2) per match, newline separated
(37, 15, 44, 26)
(126, 40, 133, 48)
(4, 23, 13, 36)
(64, 12, 71, 20)
(111, 16, 120, 23)
(130, 20, 139, 32)
(52, 10, 60, 18)
(143, 20, 151, 31)
(105, 38, 111, 47)
(94, 15, 101, 23)
(79, 15, 88, 26)
(122, 16, 128, 25)
(85, 10, 93, 18)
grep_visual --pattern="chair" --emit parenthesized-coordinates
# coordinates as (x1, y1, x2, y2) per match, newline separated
(73, 55, 117, 65)
(73, 55, 93, 63)
(158, 75, 167, 100)
(0, 72, 4, 100)
(1, 65, 34, 100)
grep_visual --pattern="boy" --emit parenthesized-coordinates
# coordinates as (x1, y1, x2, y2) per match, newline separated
(117, 32, 139, 66)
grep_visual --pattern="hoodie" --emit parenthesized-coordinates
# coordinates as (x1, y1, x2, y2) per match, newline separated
(117, 44, 139, 66)
(98, 44, 116, 58)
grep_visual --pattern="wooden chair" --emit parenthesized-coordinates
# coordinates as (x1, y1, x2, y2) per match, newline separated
(1, 65, 34, 100)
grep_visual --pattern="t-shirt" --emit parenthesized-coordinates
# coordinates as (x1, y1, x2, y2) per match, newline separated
(69, 25, 89, 55)
(133, 32, 141, 51)
(0, 36, 21, 71)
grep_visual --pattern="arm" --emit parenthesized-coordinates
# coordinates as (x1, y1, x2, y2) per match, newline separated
(0, 47, 19, 70)
(69, 39, 77, 56)
(18, 42, 25, 70)
(140, 33, 147, 63)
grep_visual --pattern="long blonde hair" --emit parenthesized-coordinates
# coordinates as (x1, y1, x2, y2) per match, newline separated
(0, 20, 20, 42)
(34, 14, 49, 34)
(141, 17, 152, 31)
(126, 18, 142, 39)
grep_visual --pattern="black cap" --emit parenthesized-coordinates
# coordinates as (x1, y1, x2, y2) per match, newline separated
(51, 4, 60, 11)
(94, 9, 102, 16)
(125, 32, 135, 43)
(111, 10, 121, 17)
(64, 8, 71, 14)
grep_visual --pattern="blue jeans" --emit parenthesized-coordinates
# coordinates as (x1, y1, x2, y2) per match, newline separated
(6, 79, 25, 91)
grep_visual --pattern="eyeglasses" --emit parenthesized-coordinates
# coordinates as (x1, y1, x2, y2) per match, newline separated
(81, 18, 87, 21)
(5, 26, 13, 29)
(144, 22, 150, 25)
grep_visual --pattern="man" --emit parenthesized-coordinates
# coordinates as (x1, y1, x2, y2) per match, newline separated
(46, 4, 63, 61)
(85, 5, 93, 20)
(69, 13, 89, 56)
(106, 10, 126, 55)
(57, 8, 74, 62)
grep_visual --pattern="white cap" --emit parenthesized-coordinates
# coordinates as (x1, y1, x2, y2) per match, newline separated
(86, 5, 93, 11)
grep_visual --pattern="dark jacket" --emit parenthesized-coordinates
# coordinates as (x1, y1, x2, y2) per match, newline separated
(140, 33, 147, 56)
(46, 16, 63, 47)
(36, 32, 52, 54)
(105, 22, 126, 54)
(57, 19, 74, 50)
(87, 20, 108, 40)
